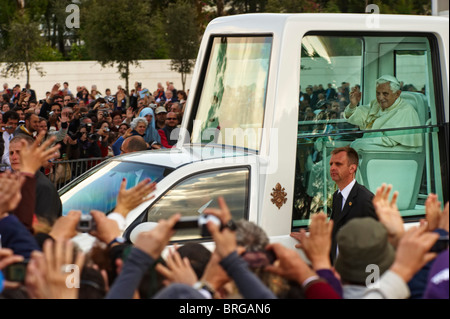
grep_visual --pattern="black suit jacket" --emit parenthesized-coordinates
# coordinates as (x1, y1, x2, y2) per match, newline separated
(326, 88, 336, 100)
(330, 181, 377, 264)
(35, 170, 62, 225)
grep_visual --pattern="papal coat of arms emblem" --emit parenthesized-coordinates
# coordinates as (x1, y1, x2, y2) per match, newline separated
(270, 183, 287, 209)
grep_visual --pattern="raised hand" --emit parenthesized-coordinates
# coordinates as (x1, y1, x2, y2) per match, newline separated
(349, 85, 362, 107)
(425, 193, 442, 231)
(134, 214, 181, 260)
(389, 223, 439, 283)
(19, 131, 61, 174)
(89, 210, 121, 245)
(123, 127, 133, 140)
(50, 83, 61, 97)
(155, 247, 198, 286)
(372, 183, 404, 247)
(290, 212, 333, 270)
(0, 171, 25, 217)
(48, 210, 82, 241)
(25, 239, 85, 299)
(204, 197, 237, 259)
(113, 178, 157, 217)
(438, 202, 449, 232)
(59, 111, 69, 124)
(265, 243, 316, 285)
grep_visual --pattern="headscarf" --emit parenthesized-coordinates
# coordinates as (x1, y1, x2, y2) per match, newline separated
(139, 107, 156, 128)
(138, 107, 160, 144)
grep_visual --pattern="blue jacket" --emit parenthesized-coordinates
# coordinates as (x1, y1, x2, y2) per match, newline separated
(0, 215, 41, 259)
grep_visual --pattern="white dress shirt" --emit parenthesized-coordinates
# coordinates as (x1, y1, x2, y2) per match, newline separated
(338, 179, 356, 211)
(1, 131, 13, 170)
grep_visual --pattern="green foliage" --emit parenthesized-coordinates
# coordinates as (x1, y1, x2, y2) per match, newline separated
(67, 43, 92, 61)
(43, 0, 77, 57)
(227, 0, 267, 14)
(25, 0, 50, 21)
(80, 0, 154, 90)
(266, 0, 321, 13)
(373, 0, 430, 15)
(147, 12, 170, 59)
(0, 0, 19, 48)
(35, 46, 65, 61)
(164, 0, 200, 90)
(324, 0, 430, 14)
(0, 13, 47, 85)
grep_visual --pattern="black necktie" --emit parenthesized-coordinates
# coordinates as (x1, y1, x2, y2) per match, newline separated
(336, 192, 343, 214)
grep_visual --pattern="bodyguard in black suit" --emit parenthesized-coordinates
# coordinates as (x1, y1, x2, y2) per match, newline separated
(325, 83, 337, 101)
(328, 146, 377, 264)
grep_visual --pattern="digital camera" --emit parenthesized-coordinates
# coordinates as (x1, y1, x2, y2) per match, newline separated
(173, 214, 221, 237)
(3, 260, 29, 283)
(77, 214, 96, 232)
(88, 133, 99, 141)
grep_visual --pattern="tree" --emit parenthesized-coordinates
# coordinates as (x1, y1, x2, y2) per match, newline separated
(266, 0, 321, 13)
(228, 0, 267, 14)
(0, 0, 48, 50)
(0, 13, 47, 86)
(41, 0, 80, 58)
(146, 11, 170, 59)
(164, 0, 200, 91)
(80, 0, 154, 92)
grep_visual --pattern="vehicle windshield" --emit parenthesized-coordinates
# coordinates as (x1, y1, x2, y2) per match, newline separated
(59, 160, 168, 215)
(191, 35, 272, 151)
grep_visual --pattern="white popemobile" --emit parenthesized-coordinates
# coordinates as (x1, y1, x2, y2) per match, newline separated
(60, 13, 449, 253)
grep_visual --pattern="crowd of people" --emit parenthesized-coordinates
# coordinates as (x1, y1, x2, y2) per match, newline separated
(1, 80, 187, 175)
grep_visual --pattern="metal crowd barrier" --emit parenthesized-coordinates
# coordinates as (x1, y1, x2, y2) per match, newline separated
(46, 156, 111, 190)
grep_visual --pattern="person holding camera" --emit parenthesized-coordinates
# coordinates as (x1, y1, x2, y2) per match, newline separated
(96, 107, 109, 123)
(73, 124, 102, 159)
(38, 83, 64, 120)
(95, 120, 114, 157)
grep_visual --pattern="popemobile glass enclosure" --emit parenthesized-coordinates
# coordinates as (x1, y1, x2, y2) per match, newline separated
(293, 32, 446, 227)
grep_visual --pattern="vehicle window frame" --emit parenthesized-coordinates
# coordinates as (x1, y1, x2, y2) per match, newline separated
(125, 165, 252, 243)
(187, 34, 273, 152)
(293, 30, 447, 230)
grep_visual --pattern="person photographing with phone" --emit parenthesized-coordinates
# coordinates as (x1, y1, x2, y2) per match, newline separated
(1, 111, 20, 172)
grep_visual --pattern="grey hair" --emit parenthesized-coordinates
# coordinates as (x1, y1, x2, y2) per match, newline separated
(235, 219, 269, 252)
(130, 117, 148, 130)
(376, 75, 401, 92)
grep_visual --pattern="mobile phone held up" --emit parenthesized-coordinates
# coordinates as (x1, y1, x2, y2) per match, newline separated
(3, 261, 29, 283)
(430, 235, 449, 253)
(173, 215, 221, 237)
